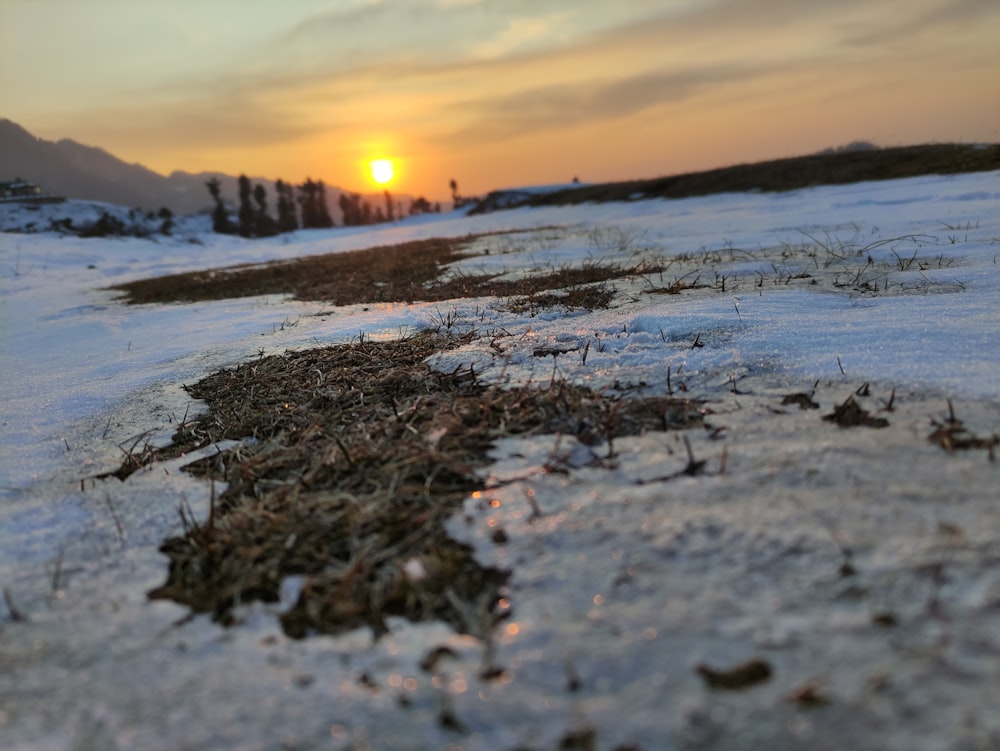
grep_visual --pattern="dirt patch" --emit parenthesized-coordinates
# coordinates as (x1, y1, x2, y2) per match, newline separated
(145, 330, 706, 638)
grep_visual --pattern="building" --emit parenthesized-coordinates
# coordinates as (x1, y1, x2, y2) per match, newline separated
(0, 178, 64, 204)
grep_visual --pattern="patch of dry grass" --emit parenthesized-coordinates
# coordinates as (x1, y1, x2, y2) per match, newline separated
(145, 330, 706, 638)
(111, 232, 658, 310)
(112, 237, 476, 306)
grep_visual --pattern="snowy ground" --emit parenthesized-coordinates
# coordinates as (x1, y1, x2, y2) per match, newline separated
(1, 171, 998, 750)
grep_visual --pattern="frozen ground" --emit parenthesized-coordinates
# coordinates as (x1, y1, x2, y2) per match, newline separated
(1, 171, 998, 750)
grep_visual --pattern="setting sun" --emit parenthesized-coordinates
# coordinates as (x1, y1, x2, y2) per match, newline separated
(369, 158, 395, 186)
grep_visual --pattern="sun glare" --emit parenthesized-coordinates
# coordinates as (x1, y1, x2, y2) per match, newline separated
(369, 158, 395, 185)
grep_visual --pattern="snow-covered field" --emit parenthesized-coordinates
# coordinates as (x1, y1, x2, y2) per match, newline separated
(1, 171, 998, 750)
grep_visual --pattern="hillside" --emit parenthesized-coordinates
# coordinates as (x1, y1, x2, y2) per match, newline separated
(471, 143, 1000, 213)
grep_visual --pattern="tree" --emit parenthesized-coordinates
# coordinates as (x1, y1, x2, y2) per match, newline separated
(297, 179, 317, 228)
(206, 177, 236, 234)
(275, 179, 298, 233)
(237, 175, 255, 237)
(297, 178, 333, 229)
(338, 193, 354, 226)
(449, 178, 470, 209)
(157, 206, 174, 236)
(339, 192, 368, 226)
(253, 184, 279, 237)
(384, 189, 394, 222)
(409, 196, 433, 216)
(314, 181, 334, 228)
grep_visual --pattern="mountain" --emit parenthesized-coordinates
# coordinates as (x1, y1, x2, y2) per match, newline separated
(0, 119, 410, 218)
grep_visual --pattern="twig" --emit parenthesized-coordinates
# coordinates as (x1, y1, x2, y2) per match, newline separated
(50, 545, 65, 598)
(881, 387, 896, 412)
(3, 586, 27, 622)
(335, 436, 355, 468)
(523, 487, 543, 519)
(103, 493, 126, 547)
(681, 435, 707, 476)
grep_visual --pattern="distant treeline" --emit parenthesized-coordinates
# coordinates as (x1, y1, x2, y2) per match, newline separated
(206, 176, 442, 237)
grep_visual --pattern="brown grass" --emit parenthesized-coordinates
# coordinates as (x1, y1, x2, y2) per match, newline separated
(112, 237, 475, 306)
(927, 401, 998, 458)
(146, 330, 706, 638)
(111, 233, 657, 308)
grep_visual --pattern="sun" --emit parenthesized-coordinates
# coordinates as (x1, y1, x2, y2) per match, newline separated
(369, 158, 395, 186)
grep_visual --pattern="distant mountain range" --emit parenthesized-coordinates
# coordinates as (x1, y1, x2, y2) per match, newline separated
(0, 119, 406, 218)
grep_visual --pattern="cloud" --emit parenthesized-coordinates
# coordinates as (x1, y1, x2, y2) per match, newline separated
(471, 12, 570, 60)
(284, 0, 395, 39)
(62, 90, 327, 158)
(276, 1, 656, 74)
(442, 63, 770, 144)
(420, 0, 998, 139)
(842, 0, 1000, 46)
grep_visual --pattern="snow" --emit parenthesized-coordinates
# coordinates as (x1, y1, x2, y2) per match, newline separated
(1, 171, 999, 749)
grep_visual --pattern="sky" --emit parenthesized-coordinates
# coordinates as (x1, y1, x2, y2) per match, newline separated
(2, 0, 999, 200)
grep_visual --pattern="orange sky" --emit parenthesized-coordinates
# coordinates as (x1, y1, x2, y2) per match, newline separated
(2, 0, 998, 201)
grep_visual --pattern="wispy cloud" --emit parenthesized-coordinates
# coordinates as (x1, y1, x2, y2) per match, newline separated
(471, 12, 571, 60)
(841, 0, 1000, 46)
(62, 92, 327, 159)
(440, 62, 773, 144)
